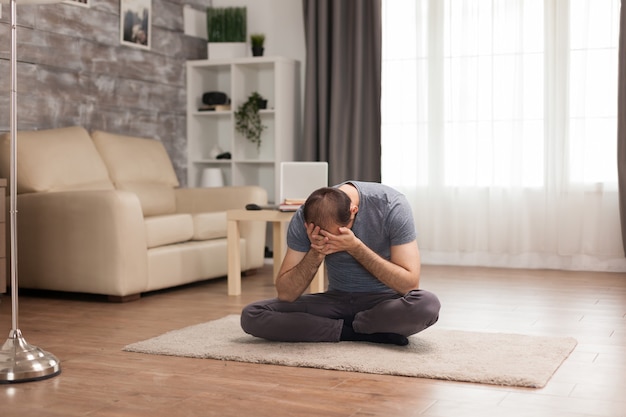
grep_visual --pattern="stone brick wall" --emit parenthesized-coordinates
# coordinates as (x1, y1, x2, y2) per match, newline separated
(0, 0, 209, 185)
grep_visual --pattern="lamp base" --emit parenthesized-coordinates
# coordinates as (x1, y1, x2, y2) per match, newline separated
(0, 329, 61, 383)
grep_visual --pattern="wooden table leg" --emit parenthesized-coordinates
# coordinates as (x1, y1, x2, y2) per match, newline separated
(272, 221, 287, 281)
(227, 218, 242, 296)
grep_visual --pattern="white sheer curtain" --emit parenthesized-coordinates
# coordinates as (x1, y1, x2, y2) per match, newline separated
(381, 0, 625, 271)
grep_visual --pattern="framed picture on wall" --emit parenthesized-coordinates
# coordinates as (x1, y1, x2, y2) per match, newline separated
(120, 0, 151, 50)
(63, 0, 90, 7)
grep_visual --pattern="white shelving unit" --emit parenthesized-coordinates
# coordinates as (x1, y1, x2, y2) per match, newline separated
(186, 56, 299, 203)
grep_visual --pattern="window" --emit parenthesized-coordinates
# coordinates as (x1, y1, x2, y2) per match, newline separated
(381, 0, 625, 271)
(382, 0, 619, 188)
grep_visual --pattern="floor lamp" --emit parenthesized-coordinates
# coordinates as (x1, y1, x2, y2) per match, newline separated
(0, 0, 61, 383)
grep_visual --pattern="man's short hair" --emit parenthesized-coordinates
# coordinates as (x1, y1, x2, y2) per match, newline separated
(303, 187, 351, 231)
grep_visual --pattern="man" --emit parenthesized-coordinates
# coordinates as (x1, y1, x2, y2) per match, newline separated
(241, 181, 440, 346)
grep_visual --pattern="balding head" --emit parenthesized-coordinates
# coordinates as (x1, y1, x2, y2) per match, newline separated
(302, 187, 352, 232)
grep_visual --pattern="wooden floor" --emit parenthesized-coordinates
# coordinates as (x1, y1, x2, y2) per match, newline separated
(0, 263, 625, 417)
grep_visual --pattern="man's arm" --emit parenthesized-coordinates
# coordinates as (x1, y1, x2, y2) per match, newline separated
(275, 223, 326, 302)
(275, 248, 324, 302)
(320, 227, 421, 294)
(350, 239, 421, 294)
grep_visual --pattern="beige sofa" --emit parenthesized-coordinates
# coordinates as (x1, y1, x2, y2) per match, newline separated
(0, 127, 267, 301)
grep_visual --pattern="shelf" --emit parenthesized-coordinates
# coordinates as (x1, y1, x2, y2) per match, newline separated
(192, 159, 232, 164)
(186, 57, 298, 202)
(192, 111, 233, 116)
(232, 160, 275, 164)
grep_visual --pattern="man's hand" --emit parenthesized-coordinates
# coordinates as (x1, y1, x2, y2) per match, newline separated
(306, 223, 329, 255)
(317, 227, 361, 255)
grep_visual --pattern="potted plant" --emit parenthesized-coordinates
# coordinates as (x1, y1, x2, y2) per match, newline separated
(250, 33, 265, 57)
(235, 92, 267, 149)
(206, 7, 247, 58)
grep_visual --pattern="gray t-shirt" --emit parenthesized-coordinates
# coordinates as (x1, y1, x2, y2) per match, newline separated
(286, 181, 417, 293)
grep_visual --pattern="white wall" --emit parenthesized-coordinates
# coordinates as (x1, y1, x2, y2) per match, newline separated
(186, 0, 305, 65)
(224, 0, 305, 63)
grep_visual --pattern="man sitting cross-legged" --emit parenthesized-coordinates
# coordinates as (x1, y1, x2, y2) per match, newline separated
(241, 181, 441, 346)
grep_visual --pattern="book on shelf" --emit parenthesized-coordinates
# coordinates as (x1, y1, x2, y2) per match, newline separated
(198, 104, 231, 112)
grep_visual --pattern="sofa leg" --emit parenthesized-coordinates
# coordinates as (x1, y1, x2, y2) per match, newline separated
(242, 269, 258, 277)
(107, 293, 141, 303)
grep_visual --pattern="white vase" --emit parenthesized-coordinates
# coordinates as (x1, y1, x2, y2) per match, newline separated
(207, 43, 247, 59)
(200, 168, 224, 187)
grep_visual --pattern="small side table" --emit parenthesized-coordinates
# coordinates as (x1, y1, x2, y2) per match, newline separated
(226, 209, 325, 296)
(1, 178, 6, 293)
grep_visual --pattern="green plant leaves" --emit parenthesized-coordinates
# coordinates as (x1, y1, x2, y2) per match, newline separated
(206, 7, 247, 43)
(235, 92, 267, 149)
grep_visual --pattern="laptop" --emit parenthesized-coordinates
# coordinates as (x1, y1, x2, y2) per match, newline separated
(279, 162, 328, 211)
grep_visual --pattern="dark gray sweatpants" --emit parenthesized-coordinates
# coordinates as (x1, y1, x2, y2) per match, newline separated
(240, 289, 441, 343)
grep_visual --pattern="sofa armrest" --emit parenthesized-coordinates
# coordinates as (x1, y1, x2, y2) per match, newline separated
(14, 190, 149, 296)
(175, 186, 268, 270)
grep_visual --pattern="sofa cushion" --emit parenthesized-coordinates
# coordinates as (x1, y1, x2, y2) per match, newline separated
(191, 211, 227, 240)
(144, 214, 194, 249)
(117, 182, 177, 218)
(0, 127, 115, 194)
(91, 131, 179, 216)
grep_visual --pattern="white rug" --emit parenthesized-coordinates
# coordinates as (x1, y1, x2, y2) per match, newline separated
(123, 314, 577, 388)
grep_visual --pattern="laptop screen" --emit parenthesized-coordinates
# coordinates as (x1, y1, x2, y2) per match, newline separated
(279, 162, 329, 204)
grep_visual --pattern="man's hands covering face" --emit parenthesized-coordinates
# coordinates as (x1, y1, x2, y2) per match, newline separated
(306, 223, 359, 256)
